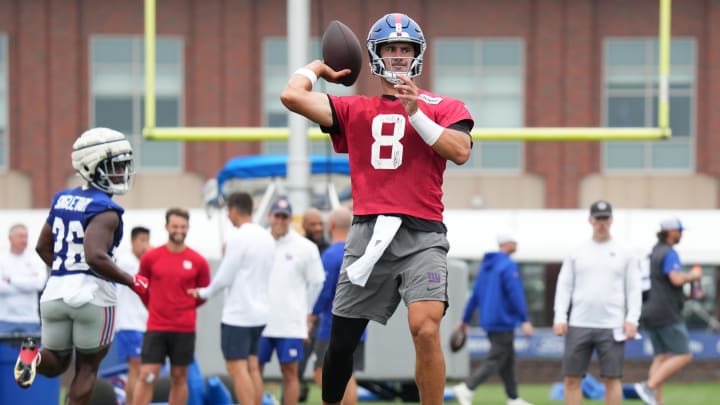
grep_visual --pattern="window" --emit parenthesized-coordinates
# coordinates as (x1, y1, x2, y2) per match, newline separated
(603, 38, 695, 171)
(463, 260, 549, 327)
(262, 37, 354, 156)
(0, 35, 7, 170)
(685, 265, 717, 330)
(91, 36, 183, 170)
(433, 38, 525, 171)
(521, 263, 548, 326)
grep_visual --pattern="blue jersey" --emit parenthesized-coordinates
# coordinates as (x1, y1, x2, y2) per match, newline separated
(46, 186, 124, 278)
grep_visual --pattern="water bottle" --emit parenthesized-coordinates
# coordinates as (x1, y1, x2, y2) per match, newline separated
(690, 265, 705, 300)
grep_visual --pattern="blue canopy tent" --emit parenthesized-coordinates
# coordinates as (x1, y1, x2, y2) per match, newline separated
(216, 154, 350, 192)
(211, 154, 351, 220)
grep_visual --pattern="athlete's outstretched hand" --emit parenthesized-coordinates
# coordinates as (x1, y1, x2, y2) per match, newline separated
(131, 274, 149, 304)
(307, 60, 353, 85)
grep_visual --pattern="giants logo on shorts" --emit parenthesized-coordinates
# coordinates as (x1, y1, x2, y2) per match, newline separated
(426, 271, 442, 288)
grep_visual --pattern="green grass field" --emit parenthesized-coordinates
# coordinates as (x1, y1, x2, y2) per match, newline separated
(295, 382, 720, 404)
(69, 380, 720, 404)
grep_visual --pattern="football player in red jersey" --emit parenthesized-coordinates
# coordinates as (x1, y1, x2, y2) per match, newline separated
(281, 12, 473, 405)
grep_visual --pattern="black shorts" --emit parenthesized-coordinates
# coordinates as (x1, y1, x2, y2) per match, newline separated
(141, 331, 195, 366)
(313, 339, 365, 372)
(221, 323, 265, 360)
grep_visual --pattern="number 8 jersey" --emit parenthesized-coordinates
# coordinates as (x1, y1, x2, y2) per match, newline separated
(323, 91, 473, 222)
(40, 186, 125, 306)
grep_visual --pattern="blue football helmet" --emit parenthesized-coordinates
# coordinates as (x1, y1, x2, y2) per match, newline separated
(366, 13, 426, 84)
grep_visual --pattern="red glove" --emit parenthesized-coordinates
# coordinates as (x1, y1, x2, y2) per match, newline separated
(131, 274, 150, 304)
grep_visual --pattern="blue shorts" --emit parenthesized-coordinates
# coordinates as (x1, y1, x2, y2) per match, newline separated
(258, 337, 304, 365)
(115, 330, 144, 361)
(645, 322, 690, 355)
(221, 323, 265, 360)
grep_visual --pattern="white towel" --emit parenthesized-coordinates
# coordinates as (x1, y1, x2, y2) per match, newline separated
(346, 215, 402, 287)
(62, 274, 98, 308)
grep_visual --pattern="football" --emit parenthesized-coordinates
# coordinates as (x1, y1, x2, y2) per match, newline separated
(321, 20, 363, 86)
(449, 325, 467, 352)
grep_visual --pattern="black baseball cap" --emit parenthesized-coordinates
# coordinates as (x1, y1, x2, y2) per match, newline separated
(590, 200, 612, 218)
(270, 198, 293, 217)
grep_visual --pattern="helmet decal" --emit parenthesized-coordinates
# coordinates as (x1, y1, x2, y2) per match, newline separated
(393, 14, 407, 38)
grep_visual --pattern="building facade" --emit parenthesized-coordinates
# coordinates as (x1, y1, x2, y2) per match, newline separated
(0, 0, 717, 210)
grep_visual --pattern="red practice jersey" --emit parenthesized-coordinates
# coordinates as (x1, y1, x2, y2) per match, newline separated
(325, 90, 473, 221)
(139, 245, 210, 332)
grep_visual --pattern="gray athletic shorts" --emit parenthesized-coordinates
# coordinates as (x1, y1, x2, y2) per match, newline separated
(645, 322, 690, 355)
(562, 326, 625, 378)
(41, 299, 115, 353)
(332, 220, 450, 325)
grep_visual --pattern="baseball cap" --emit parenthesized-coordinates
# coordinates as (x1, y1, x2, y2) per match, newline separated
(269, 198, 292, 217)
(590, 200, 613, 218)
(496, 231, 516, 245)
(660, 217, 684, 231)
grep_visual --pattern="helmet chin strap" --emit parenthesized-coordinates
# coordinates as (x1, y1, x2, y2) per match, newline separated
(383, 75, 404, 85)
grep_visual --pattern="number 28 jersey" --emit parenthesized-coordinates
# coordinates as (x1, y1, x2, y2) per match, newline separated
(323, 91, 473, 221)
(41, 186, 124, 306)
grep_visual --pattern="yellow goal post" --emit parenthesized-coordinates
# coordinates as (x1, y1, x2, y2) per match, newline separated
(142, 0, 672, 142)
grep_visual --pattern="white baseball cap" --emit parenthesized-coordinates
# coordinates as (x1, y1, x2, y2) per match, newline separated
(496, 231, 516, 245)
(660, 217, 684, 232)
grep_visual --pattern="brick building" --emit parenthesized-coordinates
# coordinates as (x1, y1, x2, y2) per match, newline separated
(0, 0, 716, 211)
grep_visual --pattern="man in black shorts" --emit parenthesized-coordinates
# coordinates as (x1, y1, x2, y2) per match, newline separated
(132, 208, 210, 405)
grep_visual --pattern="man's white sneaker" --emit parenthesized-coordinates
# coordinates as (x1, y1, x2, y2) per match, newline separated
(634, 381, 658, 405)
(508, 397, 535, 405)
(452, 383, 473, 405)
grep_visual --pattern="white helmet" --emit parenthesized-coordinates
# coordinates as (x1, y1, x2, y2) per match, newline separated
(71, 127, 135, 195)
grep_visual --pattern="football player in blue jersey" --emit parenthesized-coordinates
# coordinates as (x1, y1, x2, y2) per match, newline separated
(13, 128, 149, 405)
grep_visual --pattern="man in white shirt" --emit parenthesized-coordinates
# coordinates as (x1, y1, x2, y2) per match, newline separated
(258, 198, 325, 405)
(188, 192, 275, 405)
(0, 223, 47, 336)
(553, 200, 642, 405)
(115, 226, 151, 405)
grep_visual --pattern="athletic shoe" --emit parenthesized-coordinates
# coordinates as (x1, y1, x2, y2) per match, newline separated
(508, 397, 535, 405)
(634, 381, 658, 405)
(14, 337, 41, 389)
(298, 383, 309, 402)
(452, 383, 473, 405)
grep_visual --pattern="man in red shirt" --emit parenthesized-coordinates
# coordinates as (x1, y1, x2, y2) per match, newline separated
(280, 12, 473, 405)
(132, 207, 210, 405)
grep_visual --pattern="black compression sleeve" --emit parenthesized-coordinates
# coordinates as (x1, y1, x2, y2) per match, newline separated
(321, 315, 369, 403)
